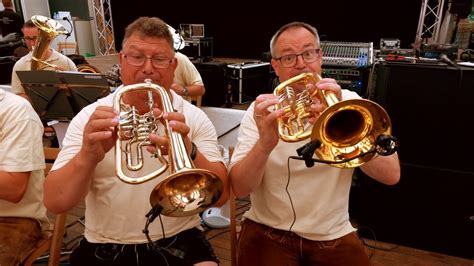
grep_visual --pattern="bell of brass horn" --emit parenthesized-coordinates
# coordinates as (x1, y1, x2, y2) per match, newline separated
(77, 64, 101, 73)
(274, 72, 393, 168)
(30, 15, 68, 70)
(114, 79, 223, 217)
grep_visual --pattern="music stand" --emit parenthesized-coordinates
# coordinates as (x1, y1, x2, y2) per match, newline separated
(17, 70, 110, 122)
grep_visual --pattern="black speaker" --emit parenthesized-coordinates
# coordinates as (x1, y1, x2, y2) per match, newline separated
(195, 60, 228, 107)
(372, 62, 474, 171)
(449, 0, 472, 18)
(359, 62, 474, 259)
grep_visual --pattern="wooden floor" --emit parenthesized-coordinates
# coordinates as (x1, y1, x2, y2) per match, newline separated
(33, 197, 473, 266)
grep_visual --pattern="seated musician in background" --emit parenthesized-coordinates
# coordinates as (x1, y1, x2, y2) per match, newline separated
(106, 51, 205, 101)
(172, 51, 206, 100)
(0, 0, 23, 38)
(10, 19, 77, 99)
(0, 88, 49, 266)
(44, 16, 227, 266)
(228, 21, 400, 266)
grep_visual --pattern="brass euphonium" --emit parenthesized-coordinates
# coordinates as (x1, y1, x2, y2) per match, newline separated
(274, 72, 394, 168)
(31, 15, 68, 70)
(114, 79, 223, 217)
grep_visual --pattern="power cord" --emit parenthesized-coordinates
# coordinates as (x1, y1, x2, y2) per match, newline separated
(283, 134, 399, 241)
(357, 225, 400, 260)
(142, 206, 186, 264)
(205, 228, 230, 241)
(285, 157, 297, 233)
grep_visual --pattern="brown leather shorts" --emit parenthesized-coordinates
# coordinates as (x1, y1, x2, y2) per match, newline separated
(0, 217, 42, 266)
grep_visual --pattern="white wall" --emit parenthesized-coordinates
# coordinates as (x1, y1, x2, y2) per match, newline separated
(20, 0, 50, 20)
(15, 0, 100, 56)
(74, 19, 95, 56)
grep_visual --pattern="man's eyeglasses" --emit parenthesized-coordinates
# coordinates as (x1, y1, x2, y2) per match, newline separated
(23, 36, 38, 42)
(123, 54, 173, 69)
(275, 48, 321, 67)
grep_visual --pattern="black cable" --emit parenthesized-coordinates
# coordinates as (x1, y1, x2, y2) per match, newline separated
(290, 147, 376, 166)
(143, 206, 164, 243)
(205, 229, 230, 241)
(217, 123, 241, 139)
(62, 17, 73, 38)
(283, 136, 397, 235)
(357, 225, 400, 256)
(142, 206, 186, 262)
(357, 226, 376, 259)
(61, 17, 73, 55)
(296, 140, 321, 167)
(285, 157, 297, 233)
(291, 135, 398, 167)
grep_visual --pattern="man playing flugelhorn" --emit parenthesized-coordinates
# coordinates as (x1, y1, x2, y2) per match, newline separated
(229, 21, 400, 266)
(44, 17, 228, 266)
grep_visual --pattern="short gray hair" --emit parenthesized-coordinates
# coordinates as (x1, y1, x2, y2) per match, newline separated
(122, 16, 174, 50)
(269, 22, 320, 58)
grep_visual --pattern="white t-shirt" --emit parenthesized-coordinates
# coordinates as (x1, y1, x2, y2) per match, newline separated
(10, 49, 78, 94)
(229, 89, 361, 241)
(174, 52, 203, 87)
(0, 89, 49, 230)
(52, 88, 223, 243)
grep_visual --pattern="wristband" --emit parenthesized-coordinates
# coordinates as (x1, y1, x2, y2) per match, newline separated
(190, 142, 197, 160)
(182, 86, 189, 96)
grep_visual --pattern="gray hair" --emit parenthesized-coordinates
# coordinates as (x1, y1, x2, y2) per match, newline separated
(122, 16, 174, 50)
(269, 22, 320, 58)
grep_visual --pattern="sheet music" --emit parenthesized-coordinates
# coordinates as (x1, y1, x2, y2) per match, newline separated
(17, 70, 111, 122)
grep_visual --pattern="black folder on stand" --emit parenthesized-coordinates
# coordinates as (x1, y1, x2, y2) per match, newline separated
(17, 70, 110, 121)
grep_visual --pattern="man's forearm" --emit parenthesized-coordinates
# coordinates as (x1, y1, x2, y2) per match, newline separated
(0, 171, 29, 203)
(360, 153, 400, 185)
(186, 84, 205, 97)
(44, 151, 97, 214)
(230, 141, 271, 198)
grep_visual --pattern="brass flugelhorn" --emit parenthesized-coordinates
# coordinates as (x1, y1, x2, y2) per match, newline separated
(274, 72, 394, 168)
(274, 73, 320, 142)
(30, 15, 68, 70)
(114, 79, 223, 216)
